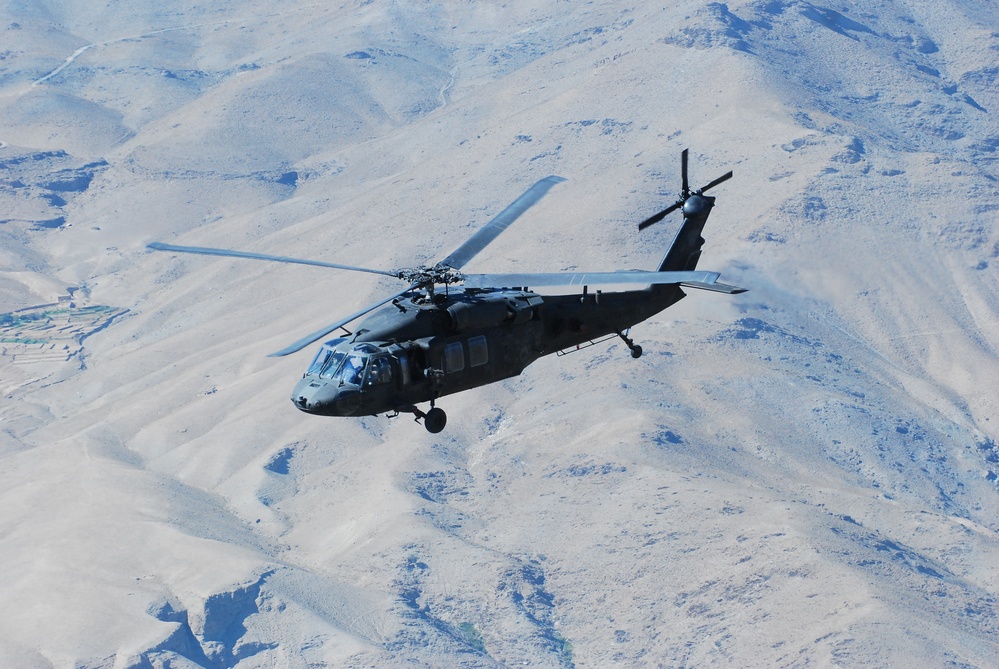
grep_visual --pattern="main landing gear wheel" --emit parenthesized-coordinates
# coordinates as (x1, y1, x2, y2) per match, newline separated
(424, 407, 447, 433)
(617, 330, 643, 359)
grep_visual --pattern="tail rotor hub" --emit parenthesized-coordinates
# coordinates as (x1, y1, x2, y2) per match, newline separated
(638, 149, 732, 231)
(681, 194, 712, 217)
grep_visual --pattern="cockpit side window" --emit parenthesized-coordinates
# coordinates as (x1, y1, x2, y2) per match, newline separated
(364, 356, 394, 386)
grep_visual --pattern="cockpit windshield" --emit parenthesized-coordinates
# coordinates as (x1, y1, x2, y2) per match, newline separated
(307, 338, 348, 379)
(306, 341, 382, 386)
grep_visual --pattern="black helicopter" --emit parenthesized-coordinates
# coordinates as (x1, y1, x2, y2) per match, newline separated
(149, 150, 745, 432)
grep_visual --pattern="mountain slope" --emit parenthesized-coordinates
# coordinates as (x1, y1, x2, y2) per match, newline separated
(1, 1, 997, 666)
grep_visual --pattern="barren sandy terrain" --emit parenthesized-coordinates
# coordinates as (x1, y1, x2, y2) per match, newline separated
(1, 1, 997, 666)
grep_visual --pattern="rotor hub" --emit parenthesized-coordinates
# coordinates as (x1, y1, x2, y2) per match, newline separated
(396, 265, 465, 287)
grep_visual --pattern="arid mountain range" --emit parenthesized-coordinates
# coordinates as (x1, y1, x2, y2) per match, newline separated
(1, 1, 997, 666)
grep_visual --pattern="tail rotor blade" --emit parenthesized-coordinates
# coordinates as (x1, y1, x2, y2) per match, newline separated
(680, 148, 689, 198)
(639, 150, 733, 231)
(637, 201, 682, 231)
(699, 170, 733, 194)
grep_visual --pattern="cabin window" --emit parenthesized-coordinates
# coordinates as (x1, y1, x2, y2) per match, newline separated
(468, 335, 488, 367)
(444, 341, 465, 373)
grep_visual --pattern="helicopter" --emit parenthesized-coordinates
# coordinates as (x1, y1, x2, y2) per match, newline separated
(149, 149, 745, 433)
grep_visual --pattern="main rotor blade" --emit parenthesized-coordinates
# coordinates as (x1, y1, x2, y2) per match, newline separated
(148, 242, 397, 278)
(439, 175, 566, 270)
(462, 270, 721, 288)
(699, 170, 733, 193)
(268, 284, 420, 357)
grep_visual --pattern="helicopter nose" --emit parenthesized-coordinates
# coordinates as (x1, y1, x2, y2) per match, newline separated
(291, 377, 339, 414)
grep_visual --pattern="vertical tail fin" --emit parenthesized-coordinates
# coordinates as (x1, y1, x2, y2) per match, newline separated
(657, 194, 713, 271)
(637, 149, 731, 273)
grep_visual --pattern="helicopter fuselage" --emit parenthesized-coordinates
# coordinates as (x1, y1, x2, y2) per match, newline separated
(290, 282, 685, 418)
(149, 151, 742, 432)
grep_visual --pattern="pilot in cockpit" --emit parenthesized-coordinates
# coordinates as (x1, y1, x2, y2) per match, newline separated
(341, 354, 367, 385)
